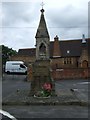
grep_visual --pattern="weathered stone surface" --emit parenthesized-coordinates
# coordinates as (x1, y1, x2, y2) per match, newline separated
(2, 89, 88, 106)
(30, 60, 55, 96)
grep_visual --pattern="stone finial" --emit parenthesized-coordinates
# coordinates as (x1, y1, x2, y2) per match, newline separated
(40, 1, 45, 13)
(82, 34, 86, 43)
(40, 8, 44, 13)
(54, 35, 59, 40)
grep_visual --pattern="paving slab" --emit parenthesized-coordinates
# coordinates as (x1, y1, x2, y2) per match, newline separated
(2, 89, 89, 106)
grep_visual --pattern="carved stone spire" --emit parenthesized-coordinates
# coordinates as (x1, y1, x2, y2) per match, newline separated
(35, 7, 50, 60)
(35, 8, 49, 38)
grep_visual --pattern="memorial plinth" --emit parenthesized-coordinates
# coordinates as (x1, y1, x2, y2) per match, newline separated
(30, 60, 55, 97)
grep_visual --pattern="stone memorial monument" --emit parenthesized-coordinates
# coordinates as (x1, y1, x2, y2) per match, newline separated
(30, 7, 55, 97)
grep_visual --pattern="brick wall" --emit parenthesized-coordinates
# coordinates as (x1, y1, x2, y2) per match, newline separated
(10, 55, 36, 66)
(50, 57, 79, 69)
(51, 68, 90, 80)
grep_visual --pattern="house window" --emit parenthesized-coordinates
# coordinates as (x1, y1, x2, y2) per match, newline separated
(64, 58, 72, 64)
(64, 58, 67, 64)
(69, 58, 72, 64)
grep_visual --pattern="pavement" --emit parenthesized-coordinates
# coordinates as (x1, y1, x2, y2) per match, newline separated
(2, 88, 89, 106)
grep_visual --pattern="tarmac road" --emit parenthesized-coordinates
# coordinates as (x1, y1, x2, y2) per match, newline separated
(2, 105, 88, 118)
(55, 79, 89, 102)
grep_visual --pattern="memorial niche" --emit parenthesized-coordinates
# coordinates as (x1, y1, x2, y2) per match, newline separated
(39, 43, 46, 58)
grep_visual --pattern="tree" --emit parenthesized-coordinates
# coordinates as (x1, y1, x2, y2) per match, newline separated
(1, 45, 17, 65)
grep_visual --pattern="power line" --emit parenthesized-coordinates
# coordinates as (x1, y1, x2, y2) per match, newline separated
(0, 26, 88, 29)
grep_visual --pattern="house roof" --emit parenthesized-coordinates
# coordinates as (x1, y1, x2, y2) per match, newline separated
(18, 38, 90, 58)
(61, 38, 89, 57)
(60, 40, 82, 57)
(18, 48, 36, 56)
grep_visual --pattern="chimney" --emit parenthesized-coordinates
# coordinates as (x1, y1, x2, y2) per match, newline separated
(53, 35, 61, 57)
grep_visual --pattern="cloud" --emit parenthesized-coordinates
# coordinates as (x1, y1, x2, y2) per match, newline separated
(2, 2, 37, 27)
(48, 5, 87, 28)
(46, 0, 88, 40)
(2, 27, 36, 50)
(0, 0, 89, 51)
(48, 0, 88, 35)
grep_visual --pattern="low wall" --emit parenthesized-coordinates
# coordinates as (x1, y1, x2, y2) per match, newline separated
(51, 68, 90, 80)
(27, 67, 90, 81)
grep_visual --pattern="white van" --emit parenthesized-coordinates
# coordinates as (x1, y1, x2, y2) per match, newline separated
(5, 61, 27, 74)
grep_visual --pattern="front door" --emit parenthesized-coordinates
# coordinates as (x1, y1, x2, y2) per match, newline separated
(82, 60, 88, 68)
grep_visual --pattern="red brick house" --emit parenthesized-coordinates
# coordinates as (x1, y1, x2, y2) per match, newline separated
(10, 37, 90, 68)
(10, 37, 90, 80)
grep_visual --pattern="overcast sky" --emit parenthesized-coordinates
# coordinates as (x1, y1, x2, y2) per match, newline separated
(0, 0, 89, 51)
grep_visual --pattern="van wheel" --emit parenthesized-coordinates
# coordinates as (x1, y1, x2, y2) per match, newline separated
(7, 71, 10, 74)
(25, 71, 27, 75)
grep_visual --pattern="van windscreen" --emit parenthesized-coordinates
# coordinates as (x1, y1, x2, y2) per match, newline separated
(20, 64, 26, 68)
